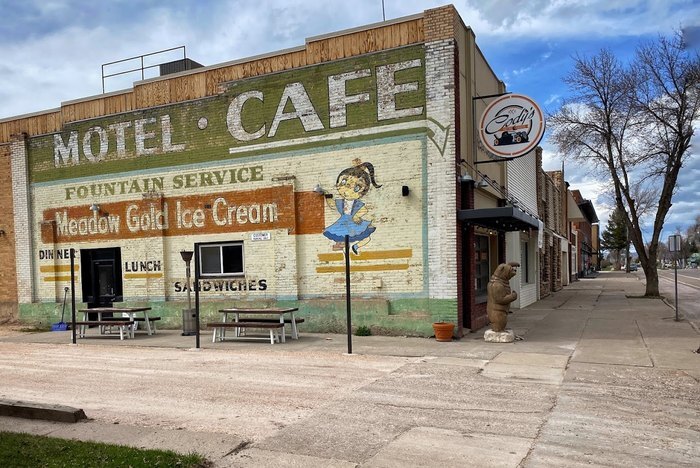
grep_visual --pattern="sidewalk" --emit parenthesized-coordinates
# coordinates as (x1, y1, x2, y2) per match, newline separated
(0, 271, 698, 467)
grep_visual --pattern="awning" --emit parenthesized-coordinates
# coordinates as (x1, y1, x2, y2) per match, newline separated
(458, 206, 540, 231)
(567, 191, 586, 222)
(578, 200, 599, 223)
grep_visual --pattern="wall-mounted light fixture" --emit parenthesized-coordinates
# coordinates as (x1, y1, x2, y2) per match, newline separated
(314, 184, 333, 199)
(401, 185, 410, 197)
(458, 174, 474, 183)
(477, 177, 490, 189)
(89, 203, 109, 216)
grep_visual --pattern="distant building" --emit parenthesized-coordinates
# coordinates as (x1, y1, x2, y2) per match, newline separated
(571, 190, 600, 277)
(538, 155, 564, 297)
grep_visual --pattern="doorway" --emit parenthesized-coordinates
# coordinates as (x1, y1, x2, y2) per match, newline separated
(80, 247, 123, 308)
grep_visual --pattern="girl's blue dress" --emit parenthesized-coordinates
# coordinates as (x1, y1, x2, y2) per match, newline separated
(323, 199, 375, 242)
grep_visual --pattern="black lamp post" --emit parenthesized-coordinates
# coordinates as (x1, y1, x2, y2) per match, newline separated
(180, 250, 195, 336)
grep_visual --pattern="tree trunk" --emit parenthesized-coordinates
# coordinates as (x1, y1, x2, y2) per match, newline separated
(643, 254, 660, 296)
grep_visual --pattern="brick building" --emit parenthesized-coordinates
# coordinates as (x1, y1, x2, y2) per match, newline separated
(571, 190, 599, 277)
(0, 144, 17, 321)
(0, 5, 544, 336)
(538, 152, 564, 298)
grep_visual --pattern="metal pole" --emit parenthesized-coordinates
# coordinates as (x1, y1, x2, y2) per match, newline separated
(194, 247, 201, 349)
(185, 263, 192, 314)
(70, 248, 76, 344)
(625, 225, 630, 273)
(674, 255, 679, 322)
(345, 235, 352, 354)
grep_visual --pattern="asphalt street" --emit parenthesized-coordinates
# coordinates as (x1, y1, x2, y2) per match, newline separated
(656, 267, 700, 324)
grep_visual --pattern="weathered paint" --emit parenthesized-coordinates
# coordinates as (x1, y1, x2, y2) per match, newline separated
(29, 46, 426, 183)
(16, 21, 468, 335)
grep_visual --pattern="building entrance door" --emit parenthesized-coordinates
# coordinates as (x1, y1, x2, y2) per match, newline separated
(80, 248, 123, 310)
(95, 260, 117, 306)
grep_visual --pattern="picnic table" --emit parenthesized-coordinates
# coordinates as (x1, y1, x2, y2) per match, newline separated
(209, 307, 302, 344)
(76, 307, 158, 340)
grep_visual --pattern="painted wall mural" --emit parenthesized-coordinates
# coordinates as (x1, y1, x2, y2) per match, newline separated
(323, 159, 382, 255)
(27, 46, 429, 304)
(40, 185, 326, 243)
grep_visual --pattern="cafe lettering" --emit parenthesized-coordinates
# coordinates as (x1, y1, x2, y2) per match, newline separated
(52, 58, 424, 168)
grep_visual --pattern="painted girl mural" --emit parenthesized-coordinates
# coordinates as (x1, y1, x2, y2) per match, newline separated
(323, 159, 382, 254)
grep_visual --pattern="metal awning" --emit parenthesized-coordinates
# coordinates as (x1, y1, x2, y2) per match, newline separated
(458, 206, 540, 231)
(567, 191, 586, 222)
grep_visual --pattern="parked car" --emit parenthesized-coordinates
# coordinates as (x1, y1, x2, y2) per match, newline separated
(493, 131, 529, 146)
(629, 263, 638, 271)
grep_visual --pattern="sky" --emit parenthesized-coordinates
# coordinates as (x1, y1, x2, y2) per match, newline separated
(1, 0, 698, 244)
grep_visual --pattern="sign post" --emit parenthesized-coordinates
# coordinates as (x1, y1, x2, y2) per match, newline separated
(668, 234, 682, 322)
(70, 248, 77, 345)
(345, 235, 352, 355)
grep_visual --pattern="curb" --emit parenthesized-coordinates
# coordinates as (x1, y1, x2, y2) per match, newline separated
(0, 399, 86, 423)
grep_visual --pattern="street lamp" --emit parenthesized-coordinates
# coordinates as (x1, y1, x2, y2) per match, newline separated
(180, 250, 195, 336)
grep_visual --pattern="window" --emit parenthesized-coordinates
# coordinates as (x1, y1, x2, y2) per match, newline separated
(521, 241, 530, 284)
(475, 235, 490, 301)
(198, 242, 244, 277)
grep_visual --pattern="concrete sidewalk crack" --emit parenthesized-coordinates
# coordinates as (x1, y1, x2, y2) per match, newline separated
(636, 319, 656, 367)
(516, 390, 560, 467)
(373, 401, 546, 414)
(222, 440, 251, 457)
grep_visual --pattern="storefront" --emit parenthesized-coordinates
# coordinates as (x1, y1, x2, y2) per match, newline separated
(2, 5, 544, 337)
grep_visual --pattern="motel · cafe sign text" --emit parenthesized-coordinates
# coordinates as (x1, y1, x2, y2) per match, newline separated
(478, 93, 545, 159)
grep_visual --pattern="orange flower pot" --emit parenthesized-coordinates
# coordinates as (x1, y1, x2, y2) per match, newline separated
(432, 322, 455, 342)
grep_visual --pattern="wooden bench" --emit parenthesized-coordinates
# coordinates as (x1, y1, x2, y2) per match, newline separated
(74, 321, 134, 340)
(236, 317, 305, 325)
(234, 317, 304, 339)
(100, 316, 161, 333)
(207, 322, 284, 344)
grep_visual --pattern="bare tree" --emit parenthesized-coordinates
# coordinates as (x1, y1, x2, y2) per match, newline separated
(550, 32, 699, 296)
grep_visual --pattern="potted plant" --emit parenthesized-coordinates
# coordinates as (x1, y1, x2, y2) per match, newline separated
(432, 320, 455, 342)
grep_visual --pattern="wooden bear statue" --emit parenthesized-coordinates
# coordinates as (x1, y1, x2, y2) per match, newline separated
(486, 262, 519, 332)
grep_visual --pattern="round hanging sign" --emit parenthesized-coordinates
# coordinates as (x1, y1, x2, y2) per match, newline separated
(478, 93, 545, 159)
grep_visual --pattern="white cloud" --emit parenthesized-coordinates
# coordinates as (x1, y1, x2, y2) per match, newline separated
(545, 94, 561, 106)
(512, 66, 532, 76)
(455, 0, 700, 40)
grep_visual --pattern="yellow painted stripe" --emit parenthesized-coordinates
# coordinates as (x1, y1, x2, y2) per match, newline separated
(43, 276, 74, 282)
(39, 265, 79, 272)
(316, 263, 409, 273)
(124, 272, 164, 279)
(317, 249, 413, 262)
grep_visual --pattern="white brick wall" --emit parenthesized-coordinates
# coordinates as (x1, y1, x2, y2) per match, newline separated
(11, 138, 34, 303)
(425, 39, 458, 300)
(30, 139, 426, 303)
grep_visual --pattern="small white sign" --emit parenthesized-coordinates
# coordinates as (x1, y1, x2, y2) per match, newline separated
(251, 232, 271, 241)
(668, 234, 682, 252)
